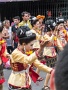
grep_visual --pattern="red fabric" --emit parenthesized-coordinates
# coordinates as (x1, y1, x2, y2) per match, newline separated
(40, 60, 46, 64)
(26, 51, 40, 83)
(50, 69, 56, 90)
(1, 56, 8, 63)
(29, 66, 39, 83)
(0, 78, 5, 84)
(45, 56, 56, 58)
(14, 33, 19, 43)
(11, 62, 28, 71)
(9, 84, 30, 89)
(0, 40, 8, 63)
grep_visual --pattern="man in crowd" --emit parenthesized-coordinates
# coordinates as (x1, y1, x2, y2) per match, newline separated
(19, 11, 32, 29)
(12, 16, 20, 49)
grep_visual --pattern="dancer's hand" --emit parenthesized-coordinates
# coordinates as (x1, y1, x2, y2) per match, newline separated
(40, 40, 49, 49)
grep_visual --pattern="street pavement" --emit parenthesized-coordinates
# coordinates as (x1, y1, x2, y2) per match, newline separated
(3, 69, 46, 90)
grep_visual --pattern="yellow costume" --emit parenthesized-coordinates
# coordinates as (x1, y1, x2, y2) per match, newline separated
(43, 35, 63, 56)
(8, 49, 52, 88)
(31, 29, 48, 49)
(19, 20, 32, 29)
(31, 29, 41, 49)
(31, 29, 41, 40)
(43, 34, 63, 67)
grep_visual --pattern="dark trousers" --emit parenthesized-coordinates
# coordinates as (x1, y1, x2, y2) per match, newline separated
(7, 46, 14, 54)
(14, 42, 18, 49)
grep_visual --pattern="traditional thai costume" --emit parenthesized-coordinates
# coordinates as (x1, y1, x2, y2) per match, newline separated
(43, 34, 63, 68)
(58, 29, 67, 47)
(0, 39, 8, 84)
(8, 49, 52, 90)
(8, 26, 52, 90)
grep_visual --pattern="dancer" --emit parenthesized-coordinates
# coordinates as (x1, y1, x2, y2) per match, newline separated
(42, 22, 63, 90)
(0, 22, 9, 90)
(8, 26, 53, 90)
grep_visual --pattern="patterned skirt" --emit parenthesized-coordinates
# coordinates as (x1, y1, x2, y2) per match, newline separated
(45, 56, 57, 68)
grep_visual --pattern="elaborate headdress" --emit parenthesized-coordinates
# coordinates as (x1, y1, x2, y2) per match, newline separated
(36, 15, 45, 19)
(17, 26, 36, 44)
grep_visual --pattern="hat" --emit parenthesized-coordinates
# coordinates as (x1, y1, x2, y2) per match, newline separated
(17, 26, 36, 44)
(36, 15, 45, 19)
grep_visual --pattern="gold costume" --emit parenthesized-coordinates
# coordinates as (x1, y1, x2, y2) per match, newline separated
(43, 34, 63, 67)
(8, 49, 52, 88)
(31, 29, 41, 40)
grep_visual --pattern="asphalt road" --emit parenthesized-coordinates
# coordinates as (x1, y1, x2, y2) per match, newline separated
(3, 69, 46, 90)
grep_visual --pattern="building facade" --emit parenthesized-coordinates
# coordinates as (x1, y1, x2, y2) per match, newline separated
(0, 0, 68, 21)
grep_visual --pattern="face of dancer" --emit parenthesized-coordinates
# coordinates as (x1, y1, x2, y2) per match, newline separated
(57, 23, 64, 30)
(39, 18, 43, 23)
(34, 21, 40, 29)
(23, 40, 36, 52)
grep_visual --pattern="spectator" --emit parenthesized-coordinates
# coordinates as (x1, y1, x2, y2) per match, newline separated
(19, 11, 32, 29)
(2, 20, 13, 54)
(12, 16, 20, 49)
